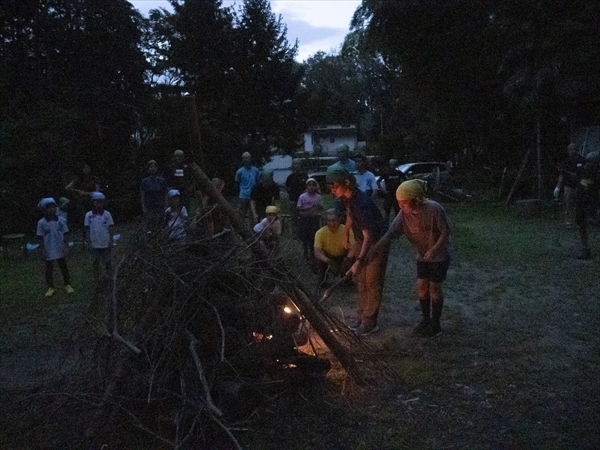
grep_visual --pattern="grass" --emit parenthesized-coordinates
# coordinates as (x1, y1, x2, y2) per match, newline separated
(1, 200, 600, 449)
(0, 227, 129, 352)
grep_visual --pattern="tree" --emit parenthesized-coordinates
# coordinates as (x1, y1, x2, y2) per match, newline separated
(352, 0, 600, 173)
(140, 0, 304, 183)
(0, 0, 147, 219)
(230, 0, 304, 157)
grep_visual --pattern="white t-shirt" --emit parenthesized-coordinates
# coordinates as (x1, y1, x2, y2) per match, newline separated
(37, 216, 69, 260)
(253, 217, 281, 237)
(84, 210, 114, 248)
(166, 206, 188, 240)
(354, 170, 377, 194)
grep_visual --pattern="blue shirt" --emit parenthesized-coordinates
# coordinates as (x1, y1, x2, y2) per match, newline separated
(330, 160, 357, 173)
(344, 189, 387, 242)
(141, 175, 168, 210)
(235, 165, 260, 199)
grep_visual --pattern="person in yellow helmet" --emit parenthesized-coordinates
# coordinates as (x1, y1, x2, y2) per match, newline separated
(253, 205, 282, 258)
(369, 179, 453, 337)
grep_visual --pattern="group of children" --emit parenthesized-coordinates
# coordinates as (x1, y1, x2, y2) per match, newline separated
(37, 187, 189, 297)
(37, 192, 113, 297)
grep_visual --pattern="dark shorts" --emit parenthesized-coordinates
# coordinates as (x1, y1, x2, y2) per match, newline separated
(417, 259, 450, 283)
(90, 247, 111, 265)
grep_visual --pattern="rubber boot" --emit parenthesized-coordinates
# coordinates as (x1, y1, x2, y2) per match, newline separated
(413, 298, 431, 336)
(430, 298, 443, 336)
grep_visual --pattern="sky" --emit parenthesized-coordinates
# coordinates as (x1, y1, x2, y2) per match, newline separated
(129, 0, 361, 62)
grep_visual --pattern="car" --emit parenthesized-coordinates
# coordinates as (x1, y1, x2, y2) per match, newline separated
(397, 162, 449, 179)
(376, 161, 451, 197)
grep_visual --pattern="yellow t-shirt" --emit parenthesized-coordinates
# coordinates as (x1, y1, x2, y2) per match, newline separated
(314, 224, 354, 257)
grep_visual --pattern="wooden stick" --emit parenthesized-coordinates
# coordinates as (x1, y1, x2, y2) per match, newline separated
(506, 147, 533, 205)
(186, 329, 223, 418)
(187, 162, 363, 383)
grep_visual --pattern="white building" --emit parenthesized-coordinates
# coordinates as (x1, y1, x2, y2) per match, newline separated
(304, 125, 358, 156)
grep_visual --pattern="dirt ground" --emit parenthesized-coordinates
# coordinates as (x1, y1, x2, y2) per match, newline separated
(248, 202, 600, 449)
(1, 201, 599, 449)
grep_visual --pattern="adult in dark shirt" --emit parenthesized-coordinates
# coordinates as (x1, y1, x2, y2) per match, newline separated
(140, 160, 168, 231)
(326, 165, 390, 336)
(574, 152, 600, 259)
(163, 149, 191, 207)
(65, 162, 102, 240)
(251, 170, 280, 223)
(554, 143, 586, 227)
(377, 158, 406, 221)
(285, 160, 308, 237)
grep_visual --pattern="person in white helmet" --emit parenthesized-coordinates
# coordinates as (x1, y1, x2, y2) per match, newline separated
(84, 191, 114, 283)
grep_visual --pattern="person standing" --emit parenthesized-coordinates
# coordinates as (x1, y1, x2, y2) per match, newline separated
(251, 170, 280, 223)
(84, 192, 114, 283)
(37, 198, 74, 297)
(235, 152, 260, 223)
(574, 151, 600, 260)
(65, 162, 102, 240)
(140, 160, 168, 231)
(369, 179, 452, 337)
(297, 178, 324, 264)
(329, 144, 356, 173)
(554, 143, 586, 227)
(353, 152, 378, 199)
(285, 160, 308, 237)
(326, 166, 389, 336)
(163, 149, 191, 207)
(377, 158, 406, 221)
(314, 209, 355, 287)
(165, 189, 188, 242)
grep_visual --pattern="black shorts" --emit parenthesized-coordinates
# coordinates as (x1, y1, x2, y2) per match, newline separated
(416, 259, 450, 283)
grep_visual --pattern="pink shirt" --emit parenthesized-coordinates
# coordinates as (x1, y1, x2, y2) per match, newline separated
(296, 191, 322, 216)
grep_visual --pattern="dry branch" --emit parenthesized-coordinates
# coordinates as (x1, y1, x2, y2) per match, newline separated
(187, 162, 363, 382)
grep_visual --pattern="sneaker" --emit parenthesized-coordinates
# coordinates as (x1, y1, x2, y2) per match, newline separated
(65, 285, 75, 294)
(413, 319, 431, 337)
(45, 287, 55, 297)
(353, 323, 379, 336)
(347, 318, 362, 330)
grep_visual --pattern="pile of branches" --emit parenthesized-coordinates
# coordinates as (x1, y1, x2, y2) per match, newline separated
(53, 164, 390, 448)
(73, 224, 330, 448)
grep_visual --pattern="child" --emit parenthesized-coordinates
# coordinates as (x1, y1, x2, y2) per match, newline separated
(84, 191, 114, 283)
(296, 178, 323, 264)
(370, 179, 452, 337)
(37, 198, 74, 297)
(165, 189, 188, 242)
(253, 205, 282, 258)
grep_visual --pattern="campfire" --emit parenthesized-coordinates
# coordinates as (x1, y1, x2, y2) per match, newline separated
(59, 163, 386, 449)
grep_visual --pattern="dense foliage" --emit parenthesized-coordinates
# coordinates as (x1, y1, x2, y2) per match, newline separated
(1, 0, 599, 232)
(351, 0, 600, 164)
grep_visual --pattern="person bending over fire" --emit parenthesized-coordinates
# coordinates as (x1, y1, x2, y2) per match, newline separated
(369, 179, 452, 337)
